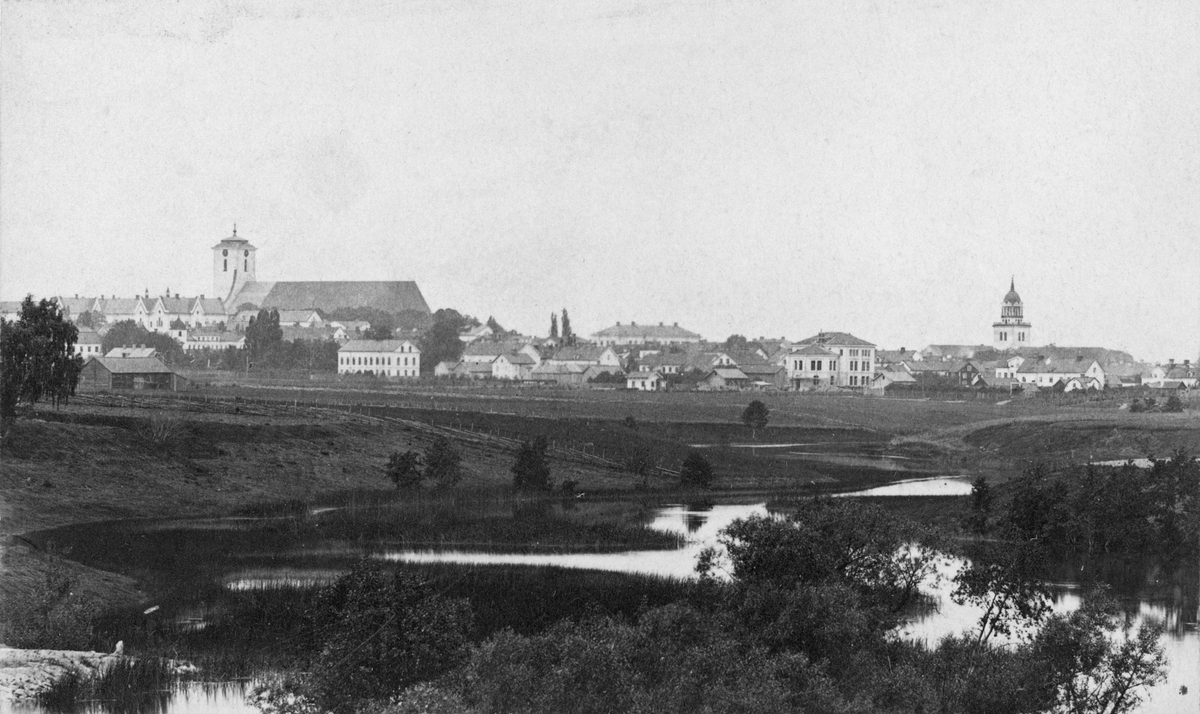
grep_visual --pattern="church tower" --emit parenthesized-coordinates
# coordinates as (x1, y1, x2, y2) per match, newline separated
(992, 278, 1031, 350)
(212, 225, 257, 304)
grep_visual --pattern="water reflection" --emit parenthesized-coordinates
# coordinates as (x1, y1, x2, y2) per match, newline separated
(834, 476, 973, 497)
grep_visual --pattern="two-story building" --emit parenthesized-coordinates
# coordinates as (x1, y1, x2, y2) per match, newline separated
(788, 332, 876, 388)
(338, 339, 421, 378)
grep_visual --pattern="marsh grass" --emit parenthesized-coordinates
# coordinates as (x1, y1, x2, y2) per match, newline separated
(37, 657, 180, 714)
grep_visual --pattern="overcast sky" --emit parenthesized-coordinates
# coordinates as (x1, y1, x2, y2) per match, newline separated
(2, 0, 1197, 362)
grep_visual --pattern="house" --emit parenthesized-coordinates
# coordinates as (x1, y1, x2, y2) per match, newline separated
(280, 325, 347, 343)
(590, 322, 702, 346)
(638, 352, 689, 375)
(792, 332, 877, 387)
(527, 362, 589, 385)
(919, 344, 990, 362)
(190, 297, 227, 328)
(459, 324, 494, 344)
(463, 341, 541, 365)
(1145, 360, 1197, 389)
(276, 310, 324, 328)
(1063, 375, 1103, 392)
(78, 354, 188, 392)
(868, 370, 917, 394)
(493, 353, 538, 380)
(97, 296, 150, 328)
(699, 368, 750, 391)
(0, 300, 23, 321)
(1015, 357, 1106, 390)
(74, 329, 104, 358)
(147, 295, 194, 332)
(784, 344, 841, 389)
(546, 345, 622, 368)
(183, 327, 246, 351)
(434, 361, 460, 377)
(995, 355, 1025, 379)
(56, 295, 100, 321)
(739, 364, 789, 390)
(337, 340, 420, 378)
(327, 320, 371, 335)
(626, 371, 663, 391)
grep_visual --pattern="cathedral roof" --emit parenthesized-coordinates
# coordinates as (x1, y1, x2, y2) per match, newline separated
(232, 281, 431, 315)
(1003, 278, 1022, 305)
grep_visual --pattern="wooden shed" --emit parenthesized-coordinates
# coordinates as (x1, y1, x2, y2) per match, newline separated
(78, 356, 188, 392)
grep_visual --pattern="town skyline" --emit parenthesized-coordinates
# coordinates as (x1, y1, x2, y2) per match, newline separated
(3, 1, 1198, 362)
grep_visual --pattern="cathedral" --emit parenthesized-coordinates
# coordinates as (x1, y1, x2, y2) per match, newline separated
(992, 278, 1031, 350)
(213, 227, 430, 317)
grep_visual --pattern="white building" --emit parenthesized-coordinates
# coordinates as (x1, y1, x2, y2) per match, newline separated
(591, 322, 702, 346)
(74, 329, 104, 358)
(626, 371, 663, 391)
(788, 332, 876, 387)
(992, 279, 1032, 350)
(338, 339, 420, 378)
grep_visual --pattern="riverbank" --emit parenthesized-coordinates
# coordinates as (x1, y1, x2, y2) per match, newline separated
(0, 647, 196, 703)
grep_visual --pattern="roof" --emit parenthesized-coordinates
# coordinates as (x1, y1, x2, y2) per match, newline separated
(463, 341, 513, 357)
(281, 326, 343, 342)
(726, 350, 768, 366)
(591, 323, 701, 340)
(155, 296, 193, 314)
(709, 368, 749, 380)
(89, 356, 175, 374)
(339, 339, 418, 353)
(277, 309, 322, 322)
(626, 371, 661, 380)
(789, 344, 838, 357)
(552, 345, 613, 361)
(188, 326, 238, 338)
(639, 353, 688, 368)
(504, 353, 536, 365)
(531, 362, 588, 375)
(241, 281, 430, 315)
(796, 331, 875, 348)
(58, 296, 96, 315)
(106, 347, 156, 358)
(1003, 278, 1022, 305)
(211, 228, 255, 251)
(194, 298, 226, 314)
(76, 329, 103, 345)
(902, 360, 951, 372)
(739, 363, 785, 376)
(874, 370, 916, 383)
(464, 362, 495, 374)
(1162, 364, 1197, 379)
(99, 298, 143, 314)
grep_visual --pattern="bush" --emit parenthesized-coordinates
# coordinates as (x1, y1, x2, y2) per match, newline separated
(511, 437, 552, 491)
(386, 450, 423, 489)
(423, 436, 463, 489)
(307, 563, 472, 714)
(678, 451, 713, 489)
(5, 568, 97, 650)
(137, 412, 182, 448)
(1128, 399, 1144, 413)
(1164, 395, 1184, 413)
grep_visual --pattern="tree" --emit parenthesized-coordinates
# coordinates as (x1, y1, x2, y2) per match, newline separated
(486, 316, 506, 335)
(76, 310, 98, 329)
(623, 442, 656, 490)
(386, 451, 423, 489)
(741, 400, 769, 439)
(307, 563, 472, 714)
(724, 334, 748, 351)
(419, 320, 465, 372)
(561, 309, 573, 346)
(549, 312, 559, 339)
(363, 324, 394, 340)
(100, 320, 184, 365)
(962, 476, 994, 536)
(1, 296, 84, 418)
(245, 308, 282, 361)
(679, 451, 714, 489)
(512, 437, 552, 491)
(424, 436, 463, 489)
(169, 318, 188, 330)
(1164, 395, 1184, 413)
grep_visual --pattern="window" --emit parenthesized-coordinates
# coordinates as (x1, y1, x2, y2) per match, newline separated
(244, 260, 248, 271)
(223, 260, 227, 272)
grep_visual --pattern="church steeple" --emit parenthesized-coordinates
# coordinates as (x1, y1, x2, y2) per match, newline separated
(993, 278, 1031, 350)
(212, 225, 257, 305)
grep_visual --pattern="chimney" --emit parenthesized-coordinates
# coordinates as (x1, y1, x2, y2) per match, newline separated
(632, 321, 637, 326)
(673, 322, 678, 327)
(659, 322, 664, 326)
(1168, 358, 1175, 367)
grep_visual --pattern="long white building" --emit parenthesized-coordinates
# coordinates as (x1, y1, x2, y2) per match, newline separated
(337, 339, 421, 378)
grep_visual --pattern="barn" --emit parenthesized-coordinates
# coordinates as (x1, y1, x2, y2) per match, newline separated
(78, 355, 189, 392)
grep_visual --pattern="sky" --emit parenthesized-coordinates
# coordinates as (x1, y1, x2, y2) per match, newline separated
(2, 0, 1197, 362)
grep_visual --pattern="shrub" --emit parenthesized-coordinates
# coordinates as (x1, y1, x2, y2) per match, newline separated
(386, 450, 423, 489)
(137, 412, 182, 448)
(1164, 395, 1184, 413)
(307, 563, 472, 714)
(511, 437, 552, 491)
(423, 436, 463, 489)
(678, 451, 713, 489)
(5, 567, 97, 650)
(1128, 399, 1144, 413)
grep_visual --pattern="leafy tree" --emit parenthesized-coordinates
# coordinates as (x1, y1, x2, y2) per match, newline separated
(419, 320, 465, 372)
(951, 541, 1052, 646)
(99, 320, 184, 364)
(560, 308, 573, 346)
(363, 324, 393, 340)
(245, 308, 282, 361)
(75, 310, 98, 329)
(1, 296, 84, 418)
(1128, 398, 1144, 413)
(485, 315, 506, 335)
(623, 442, 656, 490)
(723, 334, 748, 351)
(511, 437, 552, 491)
(424, 436, 463, 489)
(307, 563, 472, 714)
(169, 318, 188, 330)
(549, 312, 558, 339)
(679, 451, 714, 489)
(741, 399, 769, 439)
(386, 450, 423, 489)
(1164, 395, 1184, 413)
(962, 476, 994, 536)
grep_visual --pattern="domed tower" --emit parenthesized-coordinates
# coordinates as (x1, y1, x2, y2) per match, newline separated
(212, 225, 257, 304)
(992, 278, 1031, 350)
